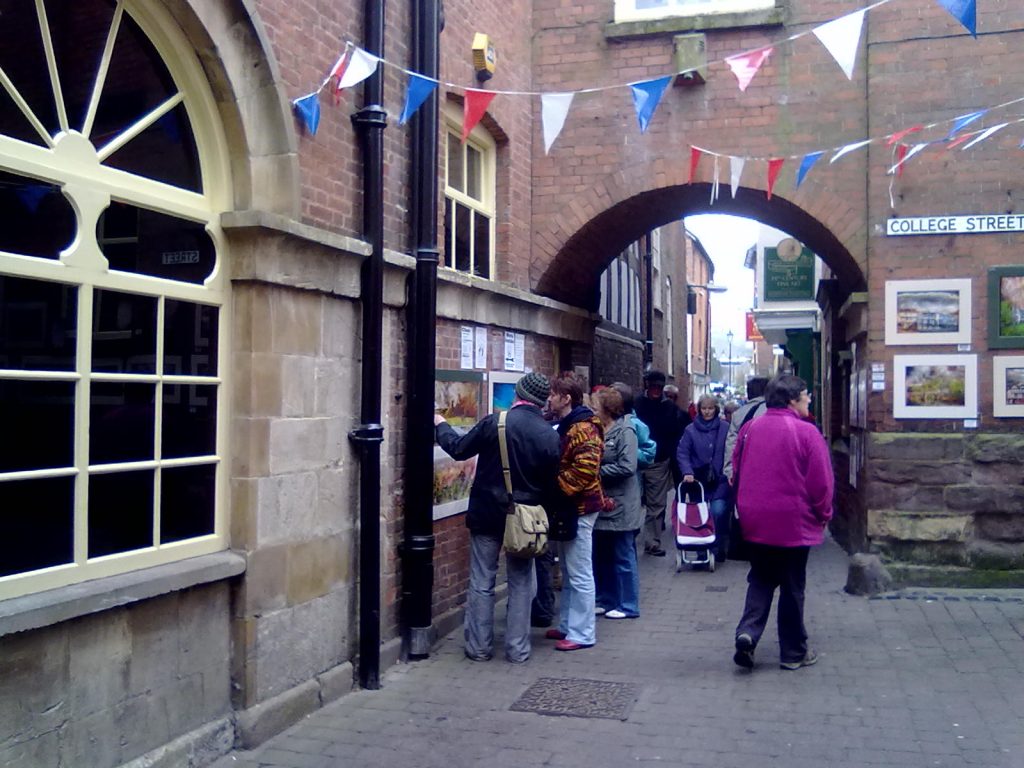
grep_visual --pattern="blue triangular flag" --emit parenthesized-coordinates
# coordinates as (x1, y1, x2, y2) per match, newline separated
(937, 0, 976, 37)
(630, 76, 672, 134)
(946, 109, 986, 140)
(796, 151, 824, 188)
(292, 92, 321, 135)
(399, 73, 438, 125)
(15, 184, 49, 213)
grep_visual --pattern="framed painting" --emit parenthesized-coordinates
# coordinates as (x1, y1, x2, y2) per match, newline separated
(433, 370, 484, 520)
(885, 279, 971, 346)
(993, 356, 1024, 417)
(487, 371, 521, 414)
(892, 354, 977, 419)
(987, 266, 1024, 349)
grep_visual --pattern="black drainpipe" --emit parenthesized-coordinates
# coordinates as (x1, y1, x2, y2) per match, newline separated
(401, 0, 441, 659)
(643, 231, 654, 371)
(349, 0, 387, 690)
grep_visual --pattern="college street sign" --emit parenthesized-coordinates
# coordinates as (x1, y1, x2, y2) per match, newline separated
(886, 214, 1024, 236)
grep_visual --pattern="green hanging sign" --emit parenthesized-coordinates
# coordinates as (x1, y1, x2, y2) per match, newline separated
(764, 239, 815, 301)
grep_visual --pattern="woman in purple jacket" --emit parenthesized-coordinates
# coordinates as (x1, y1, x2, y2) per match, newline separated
(676, 394, 730, 560)
(730, 375, 834, 672)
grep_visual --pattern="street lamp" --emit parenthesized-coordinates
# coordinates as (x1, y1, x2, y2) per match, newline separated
(726, 329, 734, 389)
(689, 283, 728, 294)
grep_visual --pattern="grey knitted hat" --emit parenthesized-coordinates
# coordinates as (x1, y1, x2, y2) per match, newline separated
(514, 372, 550, 407)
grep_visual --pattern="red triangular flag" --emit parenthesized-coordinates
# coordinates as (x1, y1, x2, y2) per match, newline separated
(766, 158, 784, 200)
(894, 144, 909, 177)
(462, 90, 496, 143)
(689, 147, 702, 184)
(887, 124, 923, 147)
(946, 134, 972, 150)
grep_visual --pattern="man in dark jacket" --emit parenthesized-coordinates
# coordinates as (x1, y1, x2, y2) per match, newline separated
(434, 372, 559, 664)
(633, 370, 690, 556)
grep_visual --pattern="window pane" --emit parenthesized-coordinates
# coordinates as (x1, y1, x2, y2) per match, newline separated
(473, 213, 491, 279)
(164, 300, 218, 376)
(0, 380, 75, 472)
(446, 133, 464, 193)
(88, 470, 153, 557)
(454, 203, 471, 273)
(0, 171, 75, 260)
(160, 463, 215, 543)
(466, 145, 482, 201)
(443, 197, 453, 268)
(0, 0, 60, 142)
(0, 476, 74, 577)
(0, 276, 77, 371)
(98, 203, 216, 284)
(163, 385, 217, 458)
(90, 382, 155, 464)
(91, 289, 157, 373)
(104, 104, 202, 193)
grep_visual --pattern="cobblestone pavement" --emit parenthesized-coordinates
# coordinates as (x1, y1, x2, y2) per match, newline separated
(212, 538, 1024, 768)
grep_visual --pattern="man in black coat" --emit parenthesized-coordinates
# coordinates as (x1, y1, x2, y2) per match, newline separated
(434, 372, 559, 664)
(633, 370, 690, 556)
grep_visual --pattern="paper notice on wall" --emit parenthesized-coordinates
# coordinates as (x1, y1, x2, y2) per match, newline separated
(503, 331, 525, 371)
(460, 326, 474, 369)
(871, 362, 885, 392)
(474, 327, 487, 368)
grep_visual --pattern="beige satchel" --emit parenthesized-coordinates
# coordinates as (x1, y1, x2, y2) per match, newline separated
(497, 410, 549, 558)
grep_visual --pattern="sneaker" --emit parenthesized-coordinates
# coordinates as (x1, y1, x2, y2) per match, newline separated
(780, 650, 818, 670)
(465, 651, 492, 662)
(594, 606, 607, 616)
(530, 616, 553, 628)
(554, 639, 594, 651)
(733, 633, 755, 669)
(544, 629, 567, 640)
(604, 609, 636, 619)
(645, 546, 667, 557)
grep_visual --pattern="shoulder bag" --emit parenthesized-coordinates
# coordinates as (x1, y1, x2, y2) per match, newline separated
(498, 411, 550, 558)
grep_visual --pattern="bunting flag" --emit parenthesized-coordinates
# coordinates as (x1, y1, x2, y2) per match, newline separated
(730, 156, 745, 198)
(893, 143, 908, 176)
(710, 156, 721, 204)
(689, 147, 703, 184)
(327, 49, 350, 101)
(962, 122, 1008, 150)
(937, 0, 976, 37)
(888, 142, 928, 174)
(887, 124, 923, 146)
(292, 92, 321, 135)
(946, 133, 973, 150)
(630, 76, 672, 133)
(947, 110, 987, 139)
(541, 92, 575, 154)
(766, 157, 784, 200)
(813, 9, 866, 80)
(399, 73, 438, 125)
(830, 138, 871, 163)
(796, 151, 824, 188)
(725, 48, 772, 92)
(336, 46, 381, 90)
(462, 89, 496, 142)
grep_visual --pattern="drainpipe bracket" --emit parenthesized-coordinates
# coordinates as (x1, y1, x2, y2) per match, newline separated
(349, 423, 385, 444)
(351, 105, 389, 129)
(415, 246, 440, 265)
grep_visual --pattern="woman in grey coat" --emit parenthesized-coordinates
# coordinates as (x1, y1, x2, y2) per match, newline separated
(591, 388, 642, 619)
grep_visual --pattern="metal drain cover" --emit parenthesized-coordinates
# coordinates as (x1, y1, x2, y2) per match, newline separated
(511, 677, 639, 720)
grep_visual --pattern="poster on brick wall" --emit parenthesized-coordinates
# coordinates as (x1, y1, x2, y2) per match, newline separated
(460, 326, 473, 369)
(504, 331, 525, 371)
(474, 327, 487, 368)
(433, 370, 484, 520)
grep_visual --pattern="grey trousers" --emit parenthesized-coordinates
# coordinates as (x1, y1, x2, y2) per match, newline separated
(465, 532, 537, 663)
(735, 544, 810, 664)
(642, 459, 673, 548)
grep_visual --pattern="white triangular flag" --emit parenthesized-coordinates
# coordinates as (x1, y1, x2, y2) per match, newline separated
(812, 9, 866, 80)
(830, 139, 871, 164)
(337, 47, 380, 89)
(962, 122, 1008, 150)
(887, 143, 928, 174)
(710, 156, 720, 204)
(729, 156, 745, 198)
(541, 92, 574, 154)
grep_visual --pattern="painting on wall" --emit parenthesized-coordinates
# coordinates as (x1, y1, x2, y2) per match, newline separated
(885, 279, 971, 346)
(893, 354, 977, 419)
(988, 267, 1024, 349)
(993, 356, 1024, 417)
(433, 370, 484, 520)
(488, 371, 521, 414)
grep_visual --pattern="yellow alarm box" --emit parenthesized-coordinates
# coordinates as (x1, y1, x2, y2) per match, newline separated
(472, 33, 496, 82)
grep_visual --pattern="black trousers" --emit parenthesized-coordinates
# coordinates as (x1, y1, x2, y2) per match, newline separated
(735, 543, 811, 663)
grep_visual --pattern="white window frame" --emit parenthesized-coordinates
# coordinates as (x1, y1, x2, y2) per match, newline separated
(0, 0, 232, 601)
(442, 106, 496, 280)
(614, 0, 775, 23)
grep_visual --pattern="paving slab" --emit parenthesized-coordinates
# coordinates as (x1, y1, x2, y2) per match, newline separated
(211, 537, 1024, 768)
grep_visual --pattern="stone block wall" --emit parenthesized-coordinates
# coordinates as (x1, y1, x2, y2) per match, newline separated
(867, 433, 1024, 575)
(593, 327, 645, 389)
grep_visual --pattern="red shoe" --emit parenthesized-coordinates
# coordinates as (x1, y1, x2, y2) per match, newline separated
(554, 639, 593, 651)
(544, 629, 567, 640)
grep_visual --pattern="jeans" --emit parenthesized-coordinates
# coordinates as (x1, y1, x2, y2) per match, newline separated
(735, 544, 810, 664)
(594, 529, 640, 616)
(464, 532, 537, 663)
(710, 498, 729, 558)
(531, 545, 557, 625)
(641, 459, 673, 549)
(558, 512, 598, 645)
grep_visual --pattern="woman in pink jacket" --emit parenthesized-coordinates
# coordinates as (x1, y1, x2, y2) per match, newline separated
(729, 375, 834, 672)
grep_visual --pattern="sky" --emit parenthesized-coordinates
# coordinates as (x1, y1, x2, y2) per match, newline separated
(683, 213, 759, 360)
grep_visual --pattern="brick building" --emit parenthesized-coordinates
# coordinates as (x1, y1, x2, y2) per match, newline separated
(2, 1, 1024, 766)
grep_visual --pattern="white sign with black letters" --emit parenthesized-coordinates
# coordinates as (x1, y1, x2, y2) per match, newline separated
(886, 214, 1024, 236)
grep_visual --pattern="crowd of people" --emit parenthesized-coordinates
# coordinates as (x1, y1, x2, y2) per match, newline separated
(434, 368, 834, 671)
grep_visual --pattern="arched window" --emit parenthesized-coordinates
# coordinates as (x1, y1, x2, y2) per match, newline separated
(0, 0, 230, 600)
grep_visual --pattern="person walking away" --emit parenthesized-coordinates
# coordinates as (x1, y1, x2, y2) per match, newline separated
(434, 372, 559, 664)
(545, 373, 611, 651)
(723, 376, 768, 484)
(730, 375, 834, 671)
(591, 388, 642, 620)
(634, 370, 689, 557)
(677, 394, 730, 561)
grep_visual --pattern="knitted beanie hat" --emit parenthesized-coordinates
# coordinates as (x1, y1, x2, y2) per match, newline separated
(514, 372, 550, 407)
